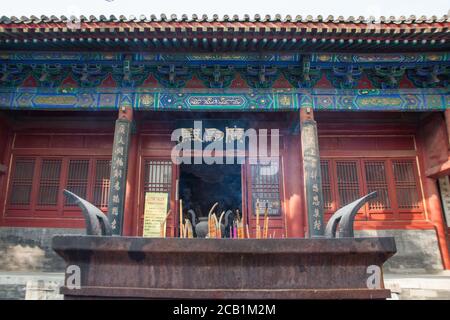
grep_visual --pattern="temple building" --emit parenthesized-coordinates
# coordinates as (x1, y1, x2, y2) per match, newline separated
(0, 13, 449, 283)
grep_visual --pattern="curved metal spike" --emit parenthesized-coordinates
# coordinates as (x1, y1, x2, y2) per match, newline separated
(325, 191, 377, 238)
(63, 189, 112, 236)
(324, 210, 342, 239)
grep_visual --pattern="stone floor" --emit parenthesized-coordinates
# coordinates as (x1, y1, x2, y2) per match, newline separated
(0, 272, 63, 300)
(0, 271, 449, 300)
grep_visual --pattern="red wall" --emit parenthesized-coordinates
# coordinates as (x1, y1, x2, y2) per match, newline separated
(0, 112, 116, 228)
(316, 111, 432, 230)
(419, 113, 449, 175)
(417, 113, 450, 269)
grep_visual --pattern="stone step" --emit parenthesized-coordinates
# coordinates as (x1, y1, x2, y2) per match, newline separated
(1, 271, 449, 300)
(0, 284, 26, 300)
(385, 272, 450, 300)
(393, 289, 450, 300)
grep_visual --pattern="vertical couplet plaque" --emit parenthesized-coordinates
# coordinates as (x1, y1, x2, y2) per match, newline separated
(108, 115, 132, 235)
(301, 119, 325, 237)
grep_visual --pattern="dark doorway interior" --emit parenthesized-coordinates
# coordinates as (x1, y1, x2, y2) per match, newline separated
(179, 164, 242, 225)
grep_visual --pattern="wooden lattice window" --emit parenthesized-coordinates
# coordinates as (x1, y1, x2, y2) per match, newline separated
(7, 156, 111, 216)
(364, 161, 391, 210)
(320, 160, 333, 211)
(37, 159, 62, 206)
(9, 158, 35, 206)
(65, 160, 90, 206)
(336, 161, 360, 208)
(143, 160, 172, 195)
(93, 160, 111, 209)
(321, 157, 423, 220)
(250, 161, 281, 216)
(392, 160, 420, 209)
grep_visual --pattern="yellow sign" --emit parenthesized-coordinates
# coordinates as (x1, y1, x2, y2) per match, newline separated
(142, 192, 169, 238)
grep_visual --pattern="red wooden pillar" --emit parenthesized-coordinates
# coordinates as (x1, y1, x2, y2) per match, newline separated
(0, 115, 12, 223)
(422, 176, 450, 269)
(284, 134, 305, 237)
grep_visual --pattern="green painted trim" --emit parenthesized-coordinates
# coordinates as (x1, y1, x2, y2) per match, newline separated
(0, 88, 448, 111)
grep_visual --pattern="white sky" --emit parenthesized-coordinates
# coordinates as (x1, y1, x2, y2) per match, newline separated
(1, 0, 449, 18)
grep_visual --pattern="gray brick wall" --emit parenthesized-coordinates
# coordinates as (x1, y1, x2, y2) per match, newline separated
(0, 227, 83, 272)
(356, 229, 444, 273)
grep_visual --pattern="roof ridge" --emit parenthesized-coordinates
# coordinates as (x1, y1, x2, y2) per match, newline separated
(0, 13, 449, 24)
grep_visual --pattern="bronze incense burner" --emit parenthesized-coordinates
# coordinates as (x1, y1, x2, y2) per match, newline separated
(53, 190, 396, 299)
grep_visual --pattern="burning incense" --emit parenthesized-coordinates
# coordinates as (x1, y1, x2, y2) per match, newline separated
(255, 199, 260, 239)
(185, 219, 193, 238)
(206, 203, 219, 238)
(263, 205, 269, 239)
(214, 214, 220, 238)
(234, 209, 244, 239)
(207, 213, 211, 238)
(208, 213, 218, 238)
(218, 211, 225, 238)
(237, 220, 244, 239)
(246, 224, 250, 239)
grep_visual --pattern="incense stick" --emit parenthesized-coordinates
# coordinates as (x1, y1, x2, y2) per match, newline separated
(263, 205, 269, 239)
(218, 210, 225, 238)
(160, 210, 171, 238)
(179, 200, 183, 238)
(207, 212, 211, 238)
(255, 199, 260, 239)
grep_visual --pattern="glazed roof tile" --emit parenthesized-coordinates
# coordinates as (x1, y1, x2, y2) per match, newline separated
(0, 13, 449, 24)
(0, 14, 448, 52)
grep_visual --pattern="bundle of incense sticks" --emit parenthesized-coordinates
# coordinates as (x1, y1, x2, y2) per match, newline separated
(235, 209, 245, 239)
(206, 202, 220, 239)
(160, 210, 171, 238)
(237, 220, 244, 238)
(184, 219, 193, 238)
(208, 213, 219, 238)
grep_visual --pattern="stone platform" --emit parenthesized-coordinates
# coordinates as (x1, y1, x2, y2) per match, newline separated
(52, 236, 396, 299)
